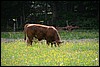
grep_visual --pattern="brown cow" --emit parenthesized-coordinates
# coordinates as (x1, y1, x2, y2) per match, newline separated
(24, 24, 63, 47)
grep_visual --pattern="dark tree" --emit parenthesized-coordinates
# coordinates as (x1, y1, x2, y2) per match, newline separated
(1, 1, 99, 31)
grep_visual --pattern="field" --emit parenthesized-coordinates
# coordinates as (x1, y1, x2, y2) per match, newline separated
(1, 29, 99, 66)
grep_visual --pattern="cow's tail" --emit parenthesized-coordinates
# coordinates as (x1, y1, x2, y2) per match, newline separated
(24, 24, 29, 41)
(24, 30, 26, 41)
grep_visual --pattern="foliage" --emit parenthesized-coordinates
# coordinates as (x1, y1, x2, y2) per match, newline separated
(1, 1, 99, 31)
(77, 17, 99, 29)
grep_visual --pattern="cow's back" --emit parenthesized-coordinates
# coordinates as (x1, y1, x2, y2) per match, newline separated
(26, 24, 49, 40)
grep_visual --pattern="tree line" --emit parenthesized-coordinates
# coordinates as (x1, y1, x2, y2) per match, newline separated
(1, 1, 99, 31)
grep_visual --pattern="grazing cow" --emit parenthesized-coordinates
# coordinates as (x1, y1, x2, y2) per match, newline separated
(24, 24, 63, 47)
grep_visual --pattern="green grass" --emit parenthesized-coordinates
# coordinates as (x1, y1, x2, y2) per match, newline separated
(59, 29, 99, 40)
(1, 29, 99, 39)
(1, 32, 24, 39)
(1, 39, 99, 66)
(1, 29, 99, 66)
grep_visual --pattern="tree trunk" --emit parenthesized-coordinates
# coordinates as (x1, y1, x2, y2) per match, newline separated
(51, 2, 57, 26)
(45, 1, 48, 25)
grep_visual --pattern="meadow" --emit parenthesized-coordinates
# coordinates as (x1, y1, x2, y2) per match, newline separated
(1, 29, 99, 66)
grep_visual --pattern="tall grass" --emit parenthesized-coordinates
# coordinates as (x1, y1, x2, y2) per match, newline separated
(1, 39, 99, 66)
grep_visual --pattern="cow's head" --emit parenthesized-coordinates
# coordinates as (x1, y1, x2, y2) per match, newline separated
(53, 40, 64, 46)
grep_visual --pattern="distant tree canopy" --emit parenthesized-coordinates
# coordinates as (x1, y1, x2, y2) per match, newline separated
(1, 1, 99, 31)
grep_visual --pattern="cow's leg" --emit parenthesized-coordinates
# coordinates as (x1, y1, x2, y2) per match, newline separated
(27, 38, 30, 46)
(27, 36, 33, 46)
(29, 37, 33, 46)
(51, 43, 54, 47)
(46, 41, 50, 46)
(57, 43, 60, 47)
(54, 43, 57, 47)
(52, 41, 57, 47)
